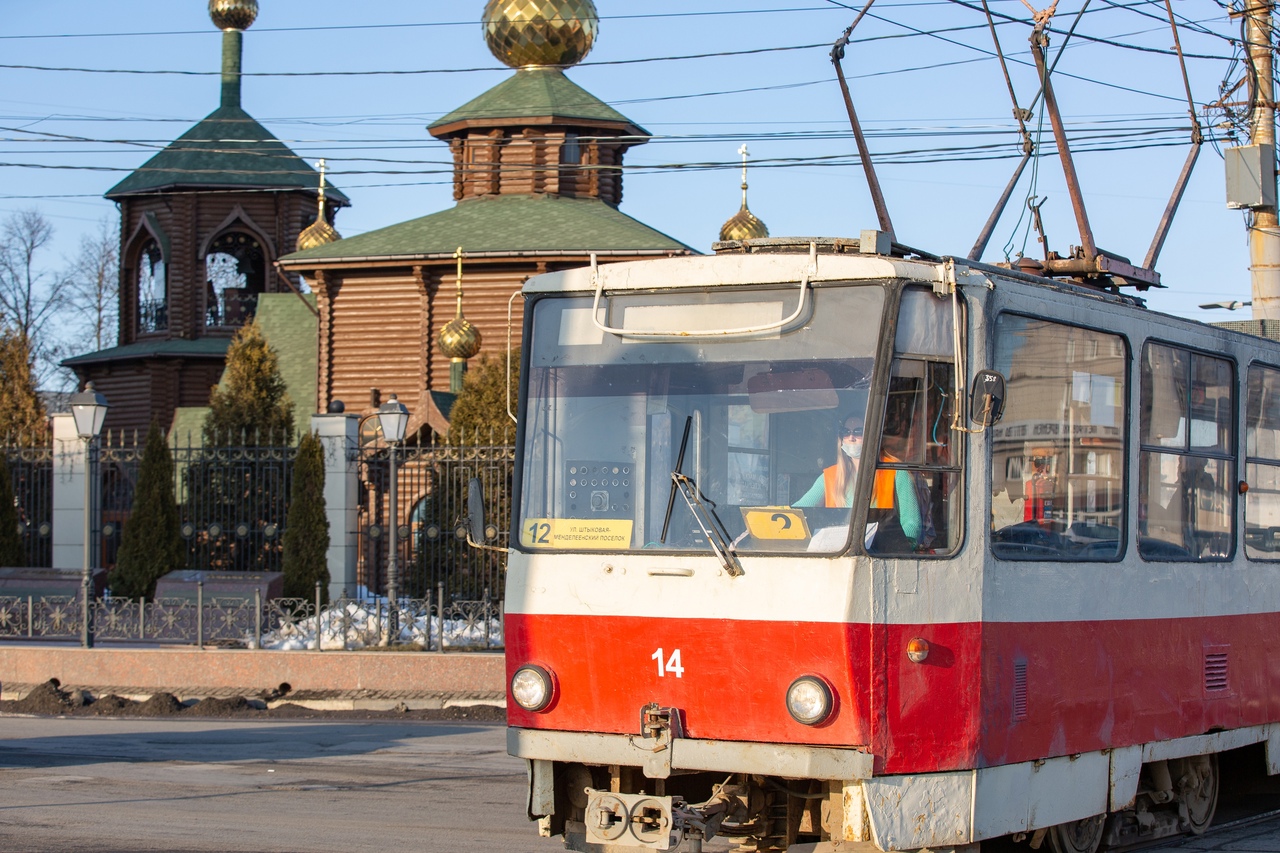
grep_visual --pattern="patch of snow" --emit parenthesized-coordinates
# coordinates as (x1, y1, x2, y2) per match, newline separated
(257, 601, 503, 651)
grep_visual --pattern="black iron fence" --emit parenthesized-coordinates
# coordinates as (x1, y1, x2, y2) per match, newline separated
(1, 431, 516, 645)
(357, 437, 514, 602)
(3, 439, 53, 568)
(0, 589, 502, 650)
(98, 433, 298, 575)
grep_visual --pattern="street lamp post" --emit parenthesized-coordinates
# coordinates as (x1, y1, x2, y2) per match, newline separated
(377, 394, 409, 645)
(70, 382, 109, 649)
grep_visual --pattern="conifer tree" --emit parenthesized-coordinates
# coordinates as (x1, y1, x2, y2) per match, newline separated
(112, 422, 183, 599)
(282, 432, 329, 602)
(204, 319, 294, 446)
(0, 326, 47, 444)
(192, 320, 294, 572)
(0, 455, 22, 567)
(447, 348, 519, 444)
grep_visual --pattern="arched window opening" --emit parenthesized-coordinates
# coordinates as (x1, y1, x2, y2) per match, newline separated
(411, 495, 432, 550)
(137, 240, 167, 333)
(205, 231, 265, 328)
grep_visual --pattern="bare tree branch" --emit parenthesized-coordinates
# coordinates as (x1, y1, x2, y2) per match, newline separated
(66, 216, 120, 352)
(0, 209, 71, 387)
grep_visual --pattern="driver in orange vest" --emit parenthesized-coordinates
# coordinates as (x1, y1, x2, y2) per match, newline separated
(795, 414, 881, 508)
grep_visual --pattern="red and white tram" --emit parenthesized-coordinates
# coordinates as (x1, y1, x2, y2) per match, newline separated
(497, 235, 1280, 853)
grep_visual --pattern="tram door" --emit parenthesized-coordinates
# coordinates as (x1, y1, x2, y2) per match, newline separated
(866, 287, 963, 556)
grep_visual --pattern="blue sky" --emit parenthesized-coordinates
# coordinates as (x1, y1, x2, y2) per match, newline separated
(1, 0, 1258, 329)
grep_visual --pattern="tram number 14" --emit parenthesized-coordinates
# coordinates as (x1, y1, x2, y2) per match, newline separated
(651, 648, 684, 678)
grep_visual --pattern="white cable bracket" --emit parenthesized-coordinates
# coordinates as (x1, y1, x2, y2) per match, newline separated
(590, 257, 811, 339)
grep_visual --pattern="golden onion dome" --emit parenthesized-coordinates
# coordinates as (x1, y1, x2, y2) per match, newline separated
(297, 159, 341, 251)
(439, 317, 483, 360)
(297, 218, 340, 251)
(209, 0, 258, 31)
(720, 204, 769, 242)
(483, 0, 598, 68)
(439, 247, 483, 360)
(720, 144, 769, 242)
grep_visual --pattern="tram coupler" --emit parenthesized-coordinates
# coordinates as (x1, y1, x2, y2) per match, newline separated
(584, 789, 735, 851)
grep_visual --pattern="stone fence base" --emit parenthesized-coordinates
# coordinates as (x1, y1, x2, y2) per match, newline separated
(0, 645, 506, 709)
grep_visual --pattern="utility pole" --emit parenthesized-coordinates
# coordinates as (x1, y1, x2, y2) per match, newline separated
(1246, 0, 1280, 319)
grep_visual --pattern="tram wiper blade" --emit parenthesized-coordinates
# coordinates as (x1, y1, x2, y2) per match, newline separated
(659, 415, 742, 577)
(671, 473, 744, 578)
(660, 416, 693, 545)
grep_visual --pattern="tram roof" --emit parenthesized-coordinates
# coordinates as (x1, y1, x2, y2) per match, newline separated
(522, 239, 1147, 310)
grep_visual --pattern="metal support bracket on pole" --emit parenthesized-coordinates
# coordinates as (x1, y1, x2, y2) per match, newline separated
(831, 4, 896, 242)
(1028, 25, 1097, 263)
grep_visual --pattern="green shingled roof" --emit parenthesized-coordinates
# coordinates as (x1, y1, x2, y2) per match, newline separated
(429, 67, 645, 135)
(280, 194, 693, 263)
(62, 337, 230, 367)
(106, 105, 349, 203)
(251, 293, 318, 435)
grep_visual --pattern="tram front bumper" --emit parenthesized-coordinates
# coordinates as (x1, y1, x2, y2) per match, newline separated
(507, 726, 874, 780)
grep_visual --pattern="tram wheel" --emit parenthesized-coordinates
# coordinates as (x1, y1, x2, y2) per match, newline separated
(1044, 813, 1106, 853)
(1176, 753, 1219, 835)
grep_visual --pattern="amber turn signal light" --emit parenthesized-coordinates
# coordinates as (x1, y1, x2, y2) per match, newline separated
(906, 637, 930, 663)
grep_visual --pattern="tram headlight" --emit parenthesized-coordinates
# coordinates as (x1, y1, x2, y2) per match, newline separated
(786, 676, 834, 726)
(511, 664, 555, 712)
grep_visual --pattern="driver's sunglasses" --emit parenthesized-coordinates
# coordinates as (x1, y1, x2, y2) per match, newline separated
(842, 426, 864, 438)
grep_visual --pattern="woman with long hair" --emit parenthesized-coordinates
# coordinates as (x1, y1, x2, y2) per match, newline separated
(794, 414, 863, 507)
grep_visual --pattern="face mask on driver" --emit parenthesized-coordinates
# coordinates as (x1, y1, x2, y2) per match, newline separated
(842, 439, 861, 460)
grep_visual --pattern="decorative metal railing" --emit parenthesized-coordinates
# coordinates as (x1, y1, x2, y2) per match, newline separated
(358, 434, 514, 602)
(1, 432, 515, 639)
(3, 439, 53, 568)
(0, 588, 503, 651)
(97, 432, 299, 576)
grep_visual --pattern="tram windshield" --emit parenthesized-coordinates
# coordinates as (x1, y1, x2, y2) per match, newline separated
(518, 284, 886, 555)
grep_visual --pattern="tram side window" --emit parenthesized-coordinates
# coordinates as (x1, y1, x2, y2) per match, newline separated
(1138, 344, 1234, 561)
(866, 359, 960, 555)
(990, 315, 1127, 560)
(1245, 364, 1280, 559)
(867, 288, 961, 556)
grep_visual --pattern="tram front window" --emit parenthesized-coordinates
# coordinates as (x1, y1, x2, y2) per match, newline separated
(517, 284, 886, 555)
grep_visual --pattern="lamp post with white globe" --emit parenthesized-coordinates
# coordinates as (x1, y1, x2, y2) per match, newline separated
(70, 382, 109, 648)
(377, 394, 409, 644)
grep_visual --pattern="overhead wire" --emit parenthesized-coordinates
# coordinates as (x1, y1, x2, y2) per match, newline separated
(0, 0, 1251, 217)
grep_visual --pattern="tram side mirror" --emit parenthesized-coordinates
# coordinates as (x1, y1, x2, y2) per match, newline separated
(466, 478, 488, 546)
(970, 370, 1007, 427)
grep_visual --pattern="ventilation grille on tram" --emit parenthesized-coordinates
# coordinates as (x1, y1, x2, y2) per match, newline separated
(1204, 651, 1229, 693)
(1012, 661, 1028, 721)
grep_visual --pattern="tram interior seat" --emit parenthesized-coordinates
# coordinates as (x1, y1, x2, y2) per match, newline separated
(991, 521, 1123, 559)
(1245, 525, 1280, 552)
(1136, 536, 1194, 560)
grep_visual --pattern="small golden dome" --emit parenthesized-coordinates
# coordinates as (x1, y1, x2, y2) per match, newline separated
(720, 145, 768, 242)
(297, 218, 340, 251)
(720, 204, 770, 242)
(298, 159, 341, 251)
(209, 0, 258, 31)
(483, 0, 598, 68)
(439, 317, 483, 360)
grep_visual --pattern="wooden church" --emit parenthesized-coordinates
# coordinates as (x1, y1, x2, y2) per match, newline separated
(64, 0, 345, 433)
(277, 0, 694, 439)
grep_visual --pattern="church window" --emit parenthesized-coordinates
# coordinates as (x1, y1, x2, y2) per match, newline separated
(205, 231, 265, 328)
(137, 240, 167, 333)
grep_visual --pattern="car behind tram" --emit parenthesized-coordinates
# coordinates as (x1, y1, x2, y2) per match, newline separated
(498, 235, 1280, 853)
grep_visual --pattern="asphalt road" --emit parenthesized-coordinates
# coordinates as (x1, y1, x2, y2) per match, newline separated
(9, 713, 1279, 853)
(0, 715, 566, 853)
